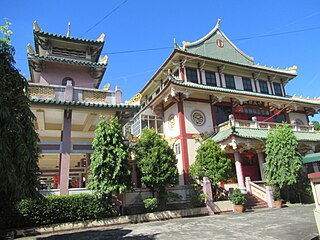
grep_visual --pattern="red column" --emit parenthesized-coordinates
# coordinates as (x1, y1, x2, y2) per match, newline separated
(210, 96, 217, 127)
(177, 101, 189, 185)
(59, 109, 72, 195)
(180, 63, 185, 81)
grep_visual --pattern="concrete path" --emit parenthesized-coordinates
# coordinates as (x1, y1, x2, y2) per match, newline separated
(21, 204, 318, 240)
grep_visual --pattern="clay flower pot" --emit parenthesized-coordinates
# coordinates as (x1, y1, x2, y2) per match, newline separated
(274, 200, 282, 208)
(235, 204, 245, 213)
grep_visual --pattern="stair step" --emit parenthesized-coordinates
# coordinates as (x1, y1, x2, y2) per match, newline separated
(244, 193, 268, 210)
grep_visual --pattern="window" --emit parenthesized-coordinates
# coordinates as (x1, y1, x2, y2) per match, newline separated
(273, 82, 283, 96)
(242, 78, 253, 91)
(205, 71, 216, 86)
(186, 68, 198, 83)
(131, 115, 164, 136)
(225, 74, 236, 89)
(174, 143, 181, 155)
(259, 80, 269, 94)
(214, 105, 233, 125)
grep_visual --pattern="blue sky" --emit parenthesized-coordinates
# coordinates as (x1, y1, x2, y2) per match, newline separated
(3, 0, 320, 121)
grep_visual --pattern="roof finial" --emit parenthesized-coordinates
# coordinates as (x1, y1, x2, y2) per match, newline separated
(33, 21, 41, 31)
(215, 18, 221, 28)
(66, 21, 71, 37)
(97, 33, 105, 42)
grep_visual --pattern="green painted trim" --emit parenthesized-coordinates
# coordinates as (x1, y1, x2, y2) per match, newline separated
(28, 54, 107, 68)
(34, 30, 104, 45)
(303, 152, 320, 164)
(30, 97, 140, 110)
(171, 79, 320, 105)
(212, 127, 320, 143)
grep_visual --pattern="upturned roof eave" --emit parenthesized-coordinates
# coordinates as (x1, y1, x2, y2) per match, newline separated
(28, 54, 108, 68)
(33, 30, 105, 45)
(170, 79, 320, 106)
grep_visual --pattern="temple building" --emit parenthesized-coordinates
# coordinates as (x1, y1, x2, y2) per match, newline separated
(125, 19, 320, 191)
(27, 22, 139, 195)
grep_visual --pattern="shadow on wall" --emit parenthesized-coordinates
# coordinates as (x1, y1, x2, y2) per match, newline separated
(36, 228, 158, 240)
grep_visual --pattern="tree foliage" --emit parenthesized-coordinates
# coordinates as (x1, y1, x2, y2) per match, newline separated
(265, 123, 302, 189)
(89, 116, 131, 198)
(313, 121, 320, 131)
(135, 128, 178, 205)
(0, 21, 39, 202)
(190, 139, 231, 185)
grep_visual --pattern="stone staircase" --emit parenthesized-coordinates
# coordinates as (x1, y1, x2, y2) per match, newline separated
(245, 193, 268, 210)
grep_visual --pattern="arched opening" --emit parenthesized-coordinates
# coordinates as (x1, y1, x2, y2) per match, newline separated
(62, 77, 74, 86)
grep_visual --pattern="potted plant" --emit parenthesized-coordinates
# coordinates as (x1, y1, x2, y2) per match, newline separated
(230, 189, 247, 213)
(273, 187, 282, 208)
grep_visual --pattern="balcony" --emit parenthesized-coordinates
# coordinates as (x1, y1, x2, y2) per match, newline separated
(217, 115, 315, 133)
(29, 83, 118, 104)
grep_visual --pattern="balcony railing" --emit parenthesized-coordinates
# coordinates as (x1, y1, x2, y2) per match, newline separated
(29, 83, 117, 104)
(217, 115, 314, 133)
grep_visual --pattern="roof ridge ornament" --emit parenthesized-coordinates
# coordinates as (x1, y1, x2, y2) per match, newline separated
(99, 55, 109, 64)
(33, 21, 41, 32)
(97, 33, 105, 42)
(27, 43, 35, 55)
(215, 18, 221, 28)
(66, 21, 71, 37)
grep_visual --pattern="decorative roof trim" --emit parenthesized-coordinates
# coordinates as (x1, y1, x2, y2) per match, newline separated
(30, 96, 140, 110)
(170, 79, 320, 106)
(212, 127, 320, 143)
(33, 29, 104, 45)
(28, 54, 107, 68)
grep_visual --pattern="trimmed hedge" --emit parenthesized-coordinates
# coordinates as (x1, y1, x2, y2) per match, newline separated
(15, 194, 111, 228)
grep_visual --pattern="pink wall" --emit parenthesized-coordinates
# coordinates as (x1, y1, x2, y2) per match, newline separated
(39, 62, 96, 88)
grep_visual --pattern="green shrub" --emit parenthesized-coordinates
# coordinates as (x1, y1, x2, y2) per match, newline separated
(230, 189, 246, 205)
(16, 194, 111, 227)
(189, 186, 206, 207)
(166, 192, 182, 202)
(143, 197, 158, 211)
(272, 187, 281, 201)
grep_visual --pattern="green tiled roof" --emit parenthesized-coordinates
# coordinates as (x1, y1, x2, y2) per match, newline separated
(28, 54, 107, 68)
(171, 79, 320, 106)
(303, 152, 320, 164)
(30, 97, 140, 110)
(179, 50, 297, 76)
(212, 127, 320, 143)
(34, 30, 104, 45)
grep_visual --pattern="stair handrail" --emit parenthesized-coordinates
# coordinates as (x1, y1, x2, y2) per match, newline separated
(245, 177, 274, 208)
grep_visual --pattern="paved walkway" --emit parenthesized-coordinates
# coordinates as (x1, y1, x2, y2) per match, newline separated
(22, 204, 318, 240)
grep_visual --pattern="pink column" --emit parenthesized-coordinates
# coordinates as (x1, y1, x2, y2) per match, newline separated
(59, 109, 72, 195)
(202, 177, 214, 214)
(234, 151, 245, 192)
(257, 151, 266, 181)
(85, 153, 91, 187)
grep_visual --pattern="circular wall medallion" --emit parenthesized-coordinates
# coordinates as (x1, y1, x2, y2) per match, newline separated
(168, 115, 175, 129)
(216, 39, 224, 48)
(192, 110, 205, 126)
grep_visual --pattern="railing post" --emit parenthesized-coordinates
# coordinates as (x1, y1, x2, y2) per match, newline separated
(266, 186, 274, 208)
(64, 80, 74, 101)
(252, 116, 258, 128)
(245, 177, 251, 193)
(202, 177, 214, 215)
